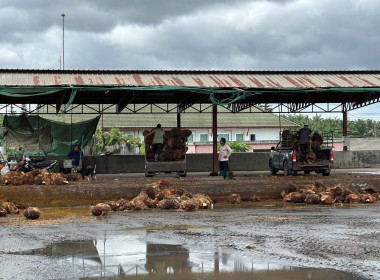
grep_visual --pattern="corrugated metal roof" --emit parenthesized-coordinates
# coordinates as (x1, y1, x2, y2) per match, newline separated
(1, 69, 380, 88)
(41, 105, 298, 129)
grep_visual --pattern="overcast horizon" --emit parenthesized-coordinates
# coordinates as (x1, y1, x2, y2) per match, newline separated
(1, 0, 380, 119)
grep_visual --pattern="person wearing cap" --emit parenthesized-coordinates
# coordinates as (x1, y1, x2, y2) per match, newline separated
(298, 123, 312, 164)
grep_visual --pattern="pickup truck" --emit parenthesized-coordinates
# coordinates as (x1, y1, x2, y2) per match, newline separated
(269, 141, 334, 176)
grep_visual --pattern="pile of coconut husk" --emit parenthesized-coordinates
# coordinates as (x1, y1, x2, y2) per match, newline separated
(91, 179, 212, 216)
(282, 183, 379, 205)
(281, 130, 324, 164)
(1, 170, 83, 186)
(0, 195, 40, 219)
(143, 128, 192, 162)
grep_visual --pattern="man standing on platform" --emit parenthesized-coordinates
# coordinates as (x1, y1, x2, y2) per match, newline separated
(298, 123, 312, 164)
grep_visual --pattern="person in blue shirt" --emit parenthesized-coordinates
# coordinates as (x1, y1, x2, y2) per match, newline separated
(68, 144, 81, 169)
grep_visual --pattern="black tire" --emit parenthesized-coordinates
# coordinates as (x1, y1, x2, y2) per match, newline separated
(283, 161, 291, 176)
(322, 170, 330, 176)
(269, 160, 278, 175)
(304, 170, 311, 174)
(179, 171, 187, 177)
(145, 171, 154, 177)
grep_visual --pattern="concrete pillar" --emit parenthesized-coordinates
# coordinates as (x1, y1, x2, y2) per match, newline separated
(343, 107, 348, 151)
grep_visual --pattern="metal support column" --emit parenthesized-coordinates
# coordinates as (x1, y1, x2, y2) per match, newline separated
(211, 105, 218, 175)
(343, 109, 348, 136)
(177, 112, 181, 131)
(343, 106, 348, 151)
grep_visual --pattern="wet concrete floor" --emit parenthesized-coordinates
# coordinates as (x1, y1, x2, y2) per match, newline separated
(0, 202, 378, 280)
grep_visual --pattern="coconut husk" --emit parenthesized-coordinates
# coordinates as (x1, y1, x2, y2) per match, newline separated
(305, 194, 321, 204)
(1, 201, 19, 214)
(0, 207, 7, 217)
(105, 201, 118, 211)
(345, 193, 359, 204)
(24, 207, 41, 219)
(53, 176, 69, 185)
(180, 199, 198, 212)
(116, 198, 129, 211)
(320, 194, 334, 205)
(360, 194, 376, 203)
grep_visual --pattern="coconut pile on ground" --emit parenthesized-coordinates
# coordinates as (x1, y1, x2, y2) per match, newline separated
(1, 170, 82, 186)
(143, 128, 192, 161)
(0, 195, 40, 219)
(91, 179, 212, 216)
(282, 183, 380, 205)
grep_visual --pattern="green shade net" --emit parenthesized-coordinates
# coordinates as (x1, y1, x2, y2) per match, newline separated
(3, 114, 100, 155)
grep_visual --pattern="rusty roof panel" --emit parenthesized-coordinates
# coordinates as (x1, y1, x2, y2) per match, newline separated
(1, 70, 380, 88)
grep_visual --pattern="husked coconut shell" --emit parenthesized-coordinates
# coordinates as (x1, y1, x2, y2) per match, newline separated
(0, 207, 7, 217)
(24, 207, 41, 219)
(320, 194, 334, 205)
(305, 194, 321, 204)
(345, 194, 359, 204)
(361, 194, 376, 203)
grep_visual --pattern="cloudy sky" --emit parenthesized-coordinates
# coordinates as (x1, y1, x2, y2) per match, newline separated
(1, 0, 380, 118)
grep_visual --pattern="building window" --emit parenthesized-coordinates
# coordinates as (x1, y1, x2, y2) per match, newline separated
(250, 134, 256, 141)
(187, 134, 193, 143)
(218, 134, 229, 141)
(200, 134, 208, 142)
(236, 134, 243, 141)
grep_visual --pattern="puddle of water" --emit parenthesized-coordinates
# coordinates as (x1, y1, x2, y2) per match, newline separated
(12, 229, 365, 280)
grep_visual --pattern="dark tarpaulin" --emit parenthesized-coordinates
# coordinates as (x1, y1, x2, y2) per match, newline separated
(3, 114, 100, 155)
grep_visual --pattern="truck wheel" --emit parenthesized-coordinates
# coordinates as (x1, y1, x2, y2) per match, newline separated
(283, 161, 291, 176)
(269, 160, 278, 175)
(179, 171, 187, 177)
(304, 170, 311, 174)
(322, 170, 330, 176)
(145, 171, 154, 178)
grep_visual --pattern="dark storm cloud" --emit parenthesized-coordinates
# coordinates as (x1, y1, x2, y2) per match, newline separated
(0, 0, 379, 71)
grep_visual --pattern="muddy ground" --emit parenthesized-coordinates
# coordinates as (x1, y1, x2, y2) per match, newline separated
(1, 171, 380, 207)
(1, 172, 380, 279)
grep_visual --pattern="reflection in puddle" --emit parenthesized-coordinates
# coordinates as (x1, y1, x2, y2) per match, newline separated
(14, 229, 364, 280)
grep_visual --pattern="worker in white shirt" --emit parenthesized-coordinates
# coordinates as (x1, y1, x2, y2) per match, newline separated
(218, 137, 232, 179)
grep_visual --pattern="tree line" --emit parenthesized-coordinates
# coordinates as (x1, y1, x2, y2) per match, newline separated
(282, 114, 379, 138)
